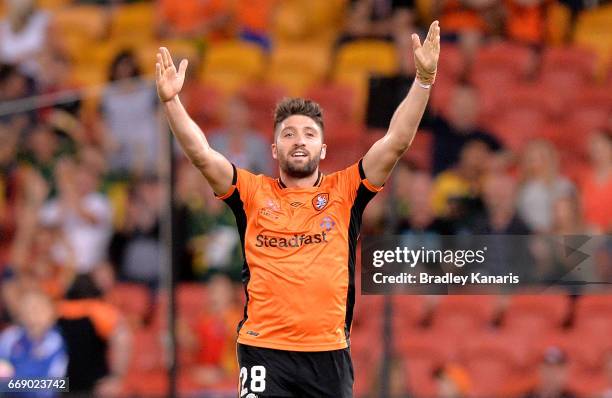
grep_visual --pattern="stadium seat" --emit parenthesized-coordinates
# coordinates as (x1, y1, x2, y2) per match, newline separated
(110, 3, 155, 41)
(502, 295, 571, 336)
(267, 44, 332, 95)
(398, 329, 458, 398)
(429, 75, 456, 117)
(52, 5, 109, 42)
(38, 0, 71, 9)
(486, 105, 549, 152)
(239, 83, 289, 137)
(437, 43, 466, 82)
(541, 46, 598, 81)
(430, 296, 499, 334)
(574, 296, 612, 337)
(200, 41, 266, 95)
(472, 42, 535, 81)
(335, 40, 399, 78)
(333, 40, 399, 120)
(106, 283, 151, 327)
(460, 332, 533, 397)
(177, 283, 208, 321)
(573, 4, 612, 77)
(305, 83, 357, 121)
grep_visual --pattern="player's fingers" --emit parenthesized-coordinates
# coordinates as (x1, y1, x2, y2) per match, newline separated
(155, 62, 162, 81)
(411, 33, 422, 51)
(160, 47, 171, 68)
(156, 53, 164, 71)
(426, 20, 438, 43)
(178, 59, 188, 78)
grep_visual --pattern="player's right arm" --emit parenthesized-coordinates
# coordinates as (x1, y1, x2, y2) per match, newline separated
(155, 47, 233, 195)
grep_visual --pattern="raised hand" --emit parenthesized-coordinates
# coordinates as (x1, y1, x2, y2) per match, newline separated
(411, 21, 441, 85)
(155, 47, 188, 102)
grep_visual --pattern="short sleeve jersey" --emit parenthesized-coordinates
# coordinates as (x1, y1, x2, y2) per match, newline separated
(217, 160, 382, 351)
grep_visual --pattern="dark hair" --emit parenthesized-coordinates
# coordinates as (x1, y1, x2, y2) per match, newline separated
(108, 49, 142, 82)
(65, 274, 102, 300)
(273, 98, 324, 133)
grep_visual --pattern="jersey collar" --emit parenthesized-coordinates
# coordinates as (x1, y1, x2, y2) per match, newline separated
(278, 171, 323, 189)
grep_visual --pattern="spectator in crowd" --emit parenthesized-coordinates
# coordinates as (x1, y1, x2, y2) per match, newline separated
(0, 289, 68, 394)
(425, 84, 501, 175)
(473, 172, 530, 234)
(0, 0, 51, 77)
(180, 274, 241, 386)
(517, 139, 575, 233)
(35, 49, 85, 143)
(39, 157, 113, 275)
(396, 168, 454, 235)
(504, 0, 548, 45)
(580, 130, 612, 232)
(551, 192, 591, 235)
(0, 64, 37, 131)
(209, 96, 272, 175)
(57, 274, 130, 397)
(434, 0, 500, 39)
(434, 364, 472, 398)
(19, 123, 75, 198)
(174, 160, 242, 280)
(156, 0, 233, 40)
(522, 346, 577, 398)
(342, 0, 415, 44)
(0, 122, 20, 238)
(100, 50, 160, 175)
(1, 167, 75, 317)
(431, 139, 491, 220)
(109, 175, 164, 288)
(233, 0, 277, 50)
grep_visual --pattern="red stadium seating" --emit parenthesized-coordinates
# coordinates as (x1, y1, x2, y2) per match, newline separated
(398, 329, 459, 398)
(239, 83, 289, 138)
(305, 83, 358, 122)
(177, 283, 208, 320)
(471, 42, 535, 83)
(459, 331, 533, 397)
(541, 46, 598, 81)
(574, 296, 612, 337)
(106, 283, 151, 327)
(502, 295, 571, 336)
(429, 296, 500, 334)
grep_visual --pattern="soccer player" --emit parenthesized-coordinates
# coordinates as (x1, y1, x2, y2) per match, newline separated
(155, 21, 440, 398)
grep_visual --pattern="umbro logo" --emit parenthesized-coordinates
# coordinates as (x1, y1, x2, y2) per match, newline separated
(290, 201, 303, 208)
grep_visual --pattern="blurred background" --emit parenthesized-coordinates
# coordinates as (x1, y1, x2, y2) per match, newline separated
(0, 0, 611, 397)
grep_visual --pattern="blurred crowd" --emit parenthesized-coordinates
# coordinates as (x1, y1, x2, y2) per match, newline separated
(0, 0, 611, 397)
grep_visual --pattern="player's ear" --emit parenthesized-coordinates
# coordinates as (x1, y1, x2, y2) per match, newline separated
(271, 143, 278, 160)
(320, 144, 327, 160)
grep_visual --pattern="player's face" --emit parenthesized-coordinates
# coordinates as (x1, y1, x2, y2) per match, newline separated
(272, 115, 326, 178)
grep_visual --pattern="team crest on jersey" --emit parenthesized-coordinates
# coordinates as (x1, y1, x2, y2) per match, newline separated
(312, 193, 329, 211)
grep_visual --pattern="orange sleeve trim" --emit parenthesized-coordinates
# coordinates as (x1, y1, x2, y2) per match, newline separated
(215, 185, 236, 200)
(362, 178, 384, 193)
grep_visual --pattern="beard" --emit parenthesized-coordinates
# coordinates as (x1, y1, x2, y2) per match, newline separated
(278, 148, 321, 179)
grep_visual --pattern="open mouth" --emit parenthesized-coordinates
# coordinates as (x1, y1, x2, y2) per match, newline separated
(290, 150, 309, 158)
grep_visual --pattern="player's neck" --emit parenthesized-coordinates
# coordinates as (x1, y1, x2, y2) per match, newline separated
(278, 169, 321, 188)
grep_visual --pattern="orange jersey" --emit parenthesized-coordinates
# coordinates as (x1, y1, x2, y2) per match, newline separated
(216, 160, 382, 351)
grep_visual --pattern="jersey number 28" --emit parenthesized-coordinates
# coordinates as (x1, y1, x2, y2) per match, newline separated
(240, 365, 266, 396)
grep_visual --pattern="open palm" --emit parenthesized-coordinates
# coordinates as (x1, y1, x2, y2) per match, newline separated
(412, 21, 441, 77)
(156, 47, 188, 102)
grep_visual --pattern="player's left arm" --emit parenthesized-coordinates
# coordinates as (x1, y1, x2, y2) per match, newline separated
(362, 21, 441, 187)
